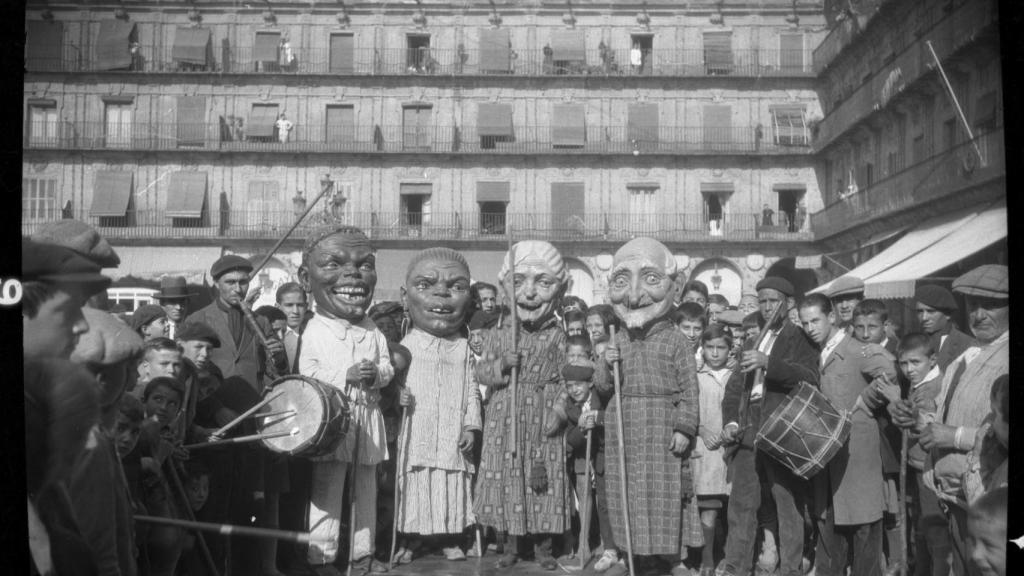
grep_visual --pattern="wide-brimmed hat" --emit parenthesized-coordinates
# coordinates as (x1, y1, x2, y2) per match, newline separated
(155, 276, 197, 300)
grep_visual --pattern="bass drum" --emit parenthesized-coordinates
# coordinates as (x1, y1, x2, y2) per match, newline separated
(258, 375, 351, 458)
(755, 381, 852, 480)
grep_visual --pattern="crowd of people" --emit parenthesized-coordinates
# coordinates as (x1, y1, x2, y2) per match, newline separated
(24, 219, 1008, 576)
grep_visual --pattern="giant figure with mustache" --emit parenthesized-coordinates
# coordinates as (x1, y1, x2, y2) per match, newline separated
(596, 237, 702, 568)
(391, 248, 482, 562)
(297, 226, 394, 576)
(473, 241, 572, 571)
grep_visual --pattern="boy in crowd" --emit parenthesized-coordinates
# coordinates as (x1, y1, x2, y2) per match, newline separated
(564, 309, 587, 337)
(276, 282, 310, 371)
(675, 302, 707, 368)
(680, 280, 710, 311)
(706, 293, 730, 325)
(566, 335, 592, 365)
(131, 304, 169, 342)
(966, 486, 1006, 576)
(471, 282, 499, 314)
(826, 276, 865, 332)
(136, 338, 183, 388)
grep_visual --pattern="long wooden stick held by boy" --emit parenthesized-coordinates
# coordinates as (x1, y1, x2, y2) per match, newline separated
(389, 407, 411, 570)
(607, 325, 635, 576)
(579, 429, 594, 569)
(164, 459, 221, 576)
(347, 368, 367, 576)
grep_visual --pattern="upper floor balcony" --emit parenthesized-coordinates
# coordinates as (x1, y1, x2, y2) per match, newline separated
(21, 210, 814, 244)
(810, 129, 1004, 239)
(25, 44, 815, 79)
(23, 122, 813, 156)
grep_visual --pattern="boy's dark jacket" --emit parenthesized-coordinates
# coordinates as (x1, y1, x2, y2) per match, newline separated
(564, 391, 606, 475)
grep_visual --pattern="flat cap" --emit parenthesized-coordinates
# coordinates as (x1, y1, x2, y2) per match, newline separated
(716, 309, 746, 327)
(468, 309, 500, 331)
(952, 264, 1008, 299)
(129, 304, 166, 332)
(756, 276, 795, 297)
(175, 321, 221, 348)
(22, 238, 111, 292)
(828, 276, 865, 298)
(915, 285, 958, 313)
(210, 254, 253, 280)
(31, 220, 120, 268)
(562, 364, 595, 382)
(71, 307, 144, 366)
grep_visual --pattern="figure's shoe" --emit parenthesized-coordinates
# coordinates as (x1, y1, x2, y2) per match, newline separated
(443, 547, 467, 561)
(495, 552, 519, 569)
(391, 548, 413, 565)
(594, 550, 620, 573)
(350, 557, 388, 576)
(537, 556, 559, 571)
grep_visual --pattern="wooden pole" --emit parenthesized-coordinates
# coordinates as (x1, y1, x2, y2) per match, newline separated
(579, 429, 594, 569)
(164, 459, 221, 576)
(507, 234, 518, 462)
(347, 381, 365, 576)
(250, 178, 336, 279)
(898, 429, 909, 576)
(134, 515, 322, 544)
(608, 325, 635, 576)
(389, 407, 410, 569)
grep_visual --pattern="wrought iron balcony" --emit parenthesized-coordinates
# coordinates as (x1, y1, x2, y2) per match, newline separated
(23, 122, 812, 155)
(26, 45, 814, 78)
(21, 210, 814, 243)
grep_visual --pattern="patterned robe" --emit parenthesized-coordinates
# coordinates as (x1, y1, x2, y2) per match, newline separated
(473, 316, 571, 536)
(395, 329, 482, 534)
(596, 318, 701, 555)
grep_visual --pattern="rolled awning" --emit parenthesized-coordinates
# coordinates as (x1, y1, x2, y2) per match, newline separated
(173, 27, 211, 65)
(399, 183, 432, 196)
(477, 103, 513, 137)
(90, 171, 133, 217)
(476, 181, 510, 203)
(95, 21, 135, 70)
(104, 246, 223, 285)
(166, 172, 207, 218)
(700, 182, 735, 194)
(551, 104, 585, 146)
(551, 29, 584, 61)
(811, 200, 1006, 298)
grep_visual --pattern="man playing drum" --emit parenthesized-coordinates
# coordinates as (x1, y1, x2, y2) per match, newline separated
(296, 226, 394, 576)
(798, 293, 896, 576)
(718, 277, 819, 576)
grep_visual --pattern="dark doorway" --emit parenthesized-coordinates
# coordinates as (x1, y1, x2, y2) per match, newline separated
(630, 34, 653, 75)
(776, 188, 803, 232)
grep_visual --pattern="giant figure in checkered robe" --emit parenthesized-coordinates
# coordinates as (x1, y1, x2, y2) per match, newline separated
(596, 237, 702, 556)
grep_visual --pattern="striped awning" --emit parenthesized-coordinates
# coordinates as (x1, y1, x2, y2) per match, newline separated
(166, 172, 207, 218)
(90, 171, 133, 217)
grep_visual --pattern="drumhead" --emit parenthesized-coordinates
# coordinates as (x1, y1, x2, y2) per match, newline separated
(259, 376, 328, 455)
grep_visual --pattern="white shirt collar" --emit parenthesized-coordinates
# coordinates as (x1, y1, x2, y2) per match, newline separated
(913, 365, 942, 389)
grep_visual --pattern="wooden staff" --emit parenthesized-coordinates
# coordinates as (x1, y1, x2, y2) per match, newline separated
(389, 406, 411, 570)
(249, 177, 336, 279)
(898, 429, 909, 576)
(507, 236, 519, 462)
(579, 428, 594, 569)
(211, 390, 284, 438)
(347, 376, 366, 576)
(607, 325, 635, 576)
(164, 459, 220, 576)
(239, 302, 286, 381)
(134, 515, 322, 544)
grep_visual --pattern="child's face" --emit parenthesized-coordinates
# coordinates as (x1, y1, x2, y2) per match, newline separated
(566, 379, 592, 403)
(186, 474, 210, 512)
(853, 313, 886, 344)
(702, 337, 731, 369)
(139, 350, 182, 382)
(729, 326, 746, 345)
(968, 512, 1006, 576)
(678, 319, 704, 344)
(585, 314, 606, 341)
(113, 414, 141, 457)
(899, 348, 936, 385)
(468, 329, 485, 355)
(991, 396, 1008, 450)
(565, 320, 585, 337)
(745, 325, 759, 341)
(145, 385, 182, 424)
(707, 303, 725, 324)
(682, 291, 707, 310)
(142, 317, 169, 340)
(567, 344, 590, 365)
(180, 340, 213, 371)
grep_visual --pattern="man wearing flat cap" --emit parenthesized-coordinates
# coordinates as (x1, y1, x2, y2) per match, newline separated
(718, 276, 819, 576)
(914, 285, 975, 372)
(920, 265, 1008, 576)
(23, 238, 112, 361)
(156, 276, 197, 340)
(827, 276, 865, 333)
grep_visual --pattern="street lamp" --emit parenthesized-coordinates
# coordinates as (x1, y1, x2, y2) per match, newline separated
(711, 261, 723, 292)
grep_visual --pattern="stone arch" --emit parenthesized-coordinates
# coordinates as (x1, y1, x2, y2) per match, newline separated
(689, 257, 744, 307)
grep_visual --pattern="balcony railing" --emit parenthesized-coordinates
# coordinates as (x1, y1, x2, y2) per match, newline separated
(810, 129, 1004, 238)
(21, 210, 814, 243)
(25, 46, 815, 78)
(24, 122, 812, 155)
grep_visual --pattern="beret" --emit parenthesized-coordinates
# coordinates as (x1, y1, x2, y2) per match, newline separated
(129, 304, 167, 332)
(562, 364, 595, 382)
(71, 307, 144, 366)
(31, 220, 120, 268)
(175, 321, 221, 348)
(755, 276, 795, 297)
(255, 305, 286, 322)
(716, 309, 746, 327)
(468, 309, 500, 331)
(210, 255, 253, 280)
(22, 238, 111, 293)
(828, 276, 865, 298)
(915, 284, 958, 313)
(952, 264, 1008, 299)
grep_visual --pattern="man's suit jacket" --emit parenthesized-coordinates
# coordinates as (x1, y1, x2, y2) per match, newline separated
(935, 325, 975, 373)
(721, 319, 820, 449)
(186, 302, 277, 395)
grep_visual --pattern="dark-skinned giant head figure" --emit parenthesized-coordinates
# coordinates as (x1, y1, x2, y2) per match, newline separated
(402, 247, 473, 338)
(608, 237, 679, 330)
(498, 240, 570, 328)
(298, 225, 376, 322)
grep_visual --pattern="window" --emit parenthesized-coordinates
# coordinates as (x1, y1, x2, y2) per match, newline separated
(551, 29, 586, 74)
(400, 189, 431, 234)
(172, 27, 212, 71)
(628, 185, 657, 231)
(95, 21, 137, 71)
(402, 105, 433, 150)
(629, 35, 653, 75)
(254, 31, 282, 72)
(407, 35, 433, 73)
(107, 288, 158, 313)
(248, 103, 280, 142)
(974, 91, 998, 134)
(479, 28, 512, 74)
(329, 33, 355, 74)
(551, 104, 586, 148)
(477, 103, 513, 149)
(177, 96, 206, 148)
(912, 134, 926, 165)
(477, 182, 509, 235)
(703, 31, 732, 75)
(775, 188, 805, 232)
(27, 102, 58, 147)
(23, 177, 58, 221)
(703, 105, 732, 149)
(105, 102, 133, 148)
(550, 182, 586, 236)
(628, 103, 659, 148)
(700, 183, 733, 235)
(779, 33, 804, 72)
(26, 21, 64, 72)
(246, 181, 282, 229)
(326, 104, 354, 147)
(166, 172, 208, 228)
(771, 107, 808, 146)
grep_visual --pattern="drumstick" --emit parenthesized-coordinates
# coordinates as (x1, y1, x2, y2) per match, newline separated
(134, 515, 328, 545)
(212, 391, 284, 437)
(607, 325, 635, 576)
(183, 428, 298, 450)
(246, 409, 296, 420)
